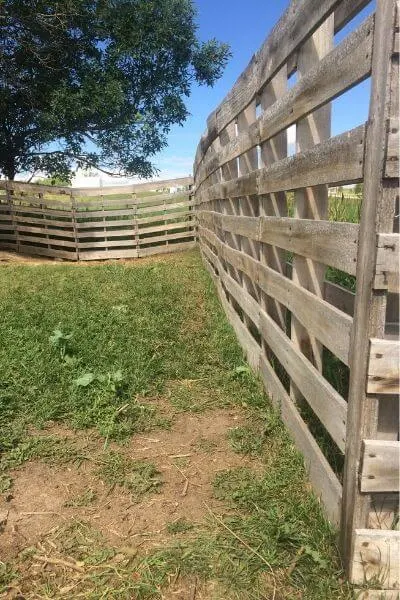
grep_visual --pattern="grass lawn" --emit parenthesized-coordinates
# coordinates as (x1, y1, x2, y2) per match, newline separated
(0, 249, 352, 599)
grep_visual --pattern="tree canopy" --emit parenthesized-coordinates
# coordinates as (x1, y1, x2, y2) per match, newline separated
(0, 0, 230, 181)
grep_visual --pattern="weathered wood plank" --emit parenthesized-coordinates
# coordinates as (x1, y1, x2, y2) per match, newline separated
(138, 200, 194, 215)
(376, 233, 400, 293)
(200, 211, 360, 276)
(341, 0, 399, 571)
(79, 248, 139, 260)
(138, 231, 195, 246)
(0, 180, 71, 195)
(139, 241, 196, 257)
(354, 589, 400, 599)
(73, 177, 193, 197)
(258, 125, 365, 193)
(360, 440, 400, 492)
(200, 224, 353, 364)
(78, 238, 138, 249)
(367, 338, 400, 395)
(197, 18, 372, 185)
(259, 306, 347, 451)
(385, 118, 399, 178)
(198, 126, 365, 204)
(17, 234, 76, 248)
(75, 211, 192, 229)
(351, 530, 400, 589)
(16, 225, 75, 239)
(259, 355, 342, 524)
(259, 216, 359, 275)
(334, 0, 373, 33)
(77, 221, 192, 241)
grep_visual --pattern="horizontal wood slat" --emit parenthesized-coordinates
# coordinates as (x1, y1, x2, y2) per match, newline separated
(201, 244, 343, 524)
(259, 307, 347, 452)
(351, 530, 400, 589)
(259, 356, 342, 525)
(200, 224, 353, 363)
(360, 440, 400, 492)
(197, 18, 373, 185)
(367, 338, 400, 394)
(199, 211, 359, 275)
(198, 126, 365, 201)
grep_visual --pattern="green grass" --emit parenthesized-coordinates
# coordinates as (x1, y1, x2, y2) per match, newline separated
(96, 452, 162, 502)
(0, 249, 353, 599)
(166, 517, 195, 535)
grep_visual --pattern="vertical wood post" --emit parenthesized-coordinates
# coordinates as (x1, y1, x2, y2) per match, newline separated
(290, 17, 333, 397)
(71, 193, 79, 262)
(341, 0, 398, 574)
(133, 192, 138, 256)
(259, 66, 288, 332)
(237, 101, 260, 310)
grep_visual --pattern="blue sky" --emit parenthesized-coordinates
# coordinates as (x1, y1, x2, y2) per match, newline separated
(152, 0, 375, 180)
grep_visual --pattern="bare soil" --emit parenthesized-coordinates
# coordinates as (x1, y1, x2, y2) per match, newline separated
(0, 406, 262, 598)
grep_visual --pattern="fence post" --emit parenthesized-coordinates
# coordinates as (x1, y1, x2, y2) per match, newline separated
(259, 65, 288, 332)
(290, 16, 334, 392)
(133, 192, 138, 257)
(71, 193, 79, 262)
(340, 0, 399, 577)
(7, 182, 19, 254)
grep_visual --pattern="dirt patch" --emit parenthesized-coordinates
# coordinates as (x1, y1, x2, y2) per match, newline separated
(0, 249, 196, 267)
(0, 408, 258, 563)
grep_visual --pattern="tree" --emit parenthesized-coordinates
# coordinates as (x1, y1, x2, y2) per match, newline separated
(0, 0, 230, 181)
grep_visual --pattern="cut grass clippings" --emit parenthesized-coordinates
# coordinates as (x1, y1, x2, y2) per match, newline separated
(0, 249, 353, 599)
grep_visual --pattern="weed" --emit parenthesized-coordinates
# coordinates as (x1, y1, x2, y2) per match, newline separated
(64, 488, 97, 508)
(166, 518, 195, 534)
(0, 436, 84, 473)
(0, 562, 18, 593)
(0, 475, 12, 493)
(194, 437, 218, 453)
(228, 426, 265, 456)
(97, 451, 162, 502)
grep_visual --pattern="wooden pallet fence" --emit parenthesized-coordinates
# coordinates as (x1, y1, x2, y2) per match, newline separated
(193, 0, 399, 594)
(0, 177, 196, 261)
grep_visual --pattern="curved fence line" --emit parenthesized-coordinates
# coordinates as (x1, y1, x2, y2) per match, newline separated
(193, 0, 399, 592)
(0, 177, 196, 261)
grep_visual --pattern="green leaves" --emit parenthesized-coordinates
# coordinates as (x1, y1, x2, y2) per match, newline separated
(233, 365, 251, 378)
(74, 373, 95, 387)
(0, 0, 230, 180)
(49, 328, 75, 363)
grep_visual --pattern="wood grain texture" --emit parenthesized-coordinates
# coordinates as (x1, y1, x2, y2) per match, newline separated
(351, 529, 400, 589)
(199, 224, 353, 364)
(360, 440, 400, 492)
(259, 355, 342, 524)
(375, 233, 400, 292)
(341, 0, 399, 573)
(354, 591, 400, 600)
(259, 216, 359, 274)
(259, 307, 347, 452)
(367, 338, 400, 394)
